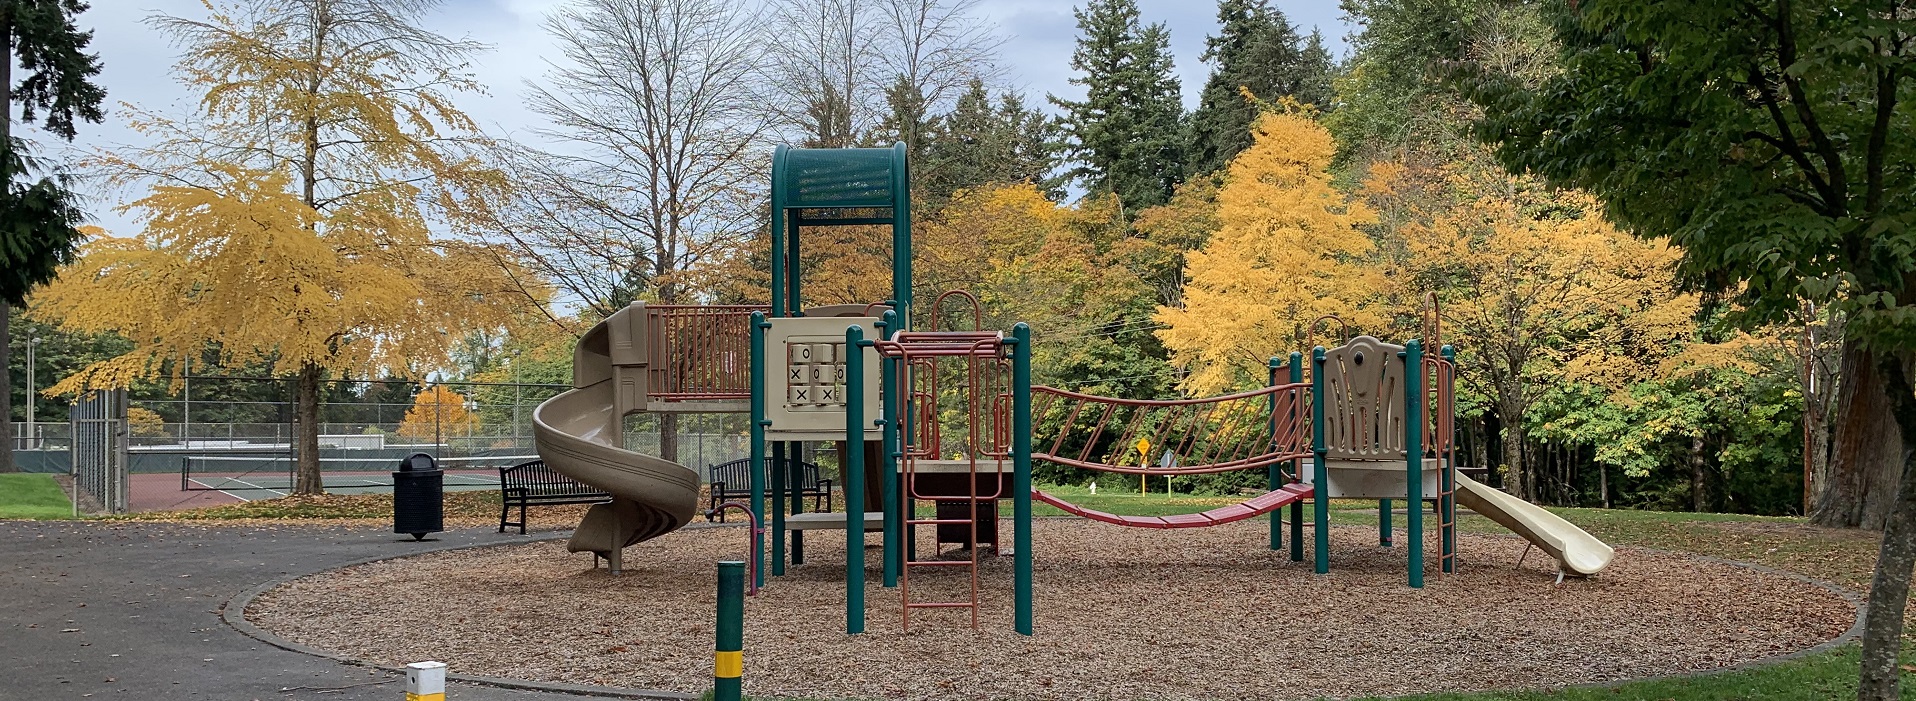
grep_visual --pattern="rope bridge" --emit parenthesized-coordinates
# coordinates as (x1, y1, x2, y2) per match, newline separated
(1029, 382, 1312, 475)
(1026, 380, 1315, 529)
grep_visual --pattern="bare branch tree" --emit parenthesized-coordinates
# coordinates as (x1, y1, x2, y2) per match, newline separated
(872, 0, 1004, 150)
(759, 0, 883, 146)
(486, 0, 766, 314)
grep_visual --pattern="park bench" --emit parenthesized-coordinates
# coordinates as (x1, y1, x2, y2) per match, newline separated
(498, 459, 611, 534)
(707, 457, 831, 522)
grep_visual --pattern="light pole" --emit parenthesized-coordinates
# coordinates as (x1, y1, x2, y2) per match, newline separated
(24, 336, 38, 450)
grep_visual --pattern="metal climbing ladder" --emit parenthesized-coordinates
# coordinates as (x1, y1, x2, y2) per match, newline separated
(879, 292, 1012, 630)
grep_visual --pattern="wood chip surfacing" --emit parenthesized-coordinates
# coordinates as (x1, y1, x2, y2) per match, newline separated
(249, 521, 1854, 700)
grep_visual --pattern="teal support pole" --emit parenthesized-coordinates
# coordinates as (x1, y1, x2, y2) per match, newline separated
(844, 325, 868, 634)
(771, 442, 786, 574)
(1404, 340, 1425, 589)
(786, 215, 802, 314)
(713, 561, 744, 701)
(1288, 353, 1304, 562)
(1011, 323, 1033, 635)
(787, 442, 805, 564)
(1380, 499, 1392, 546)
(1311, 346, 1329, 575)
(1267, 356, 1282, 551)
(749, 313, 769, 588)
(890, 142, 913, 328)
(769, 148, 785, 319)
(878, 310, 899, 588)
(766, 444, 781, 574)
(1441, 344, 1457, 574)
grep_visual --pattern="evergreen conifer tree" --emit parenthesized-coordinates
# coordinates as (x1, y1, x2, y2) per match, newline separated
(921, 79, 1059, 205)
(1185, 0, 1336, 176)
(0, 0, 105, 472)
(1051, 0, 1184, 212)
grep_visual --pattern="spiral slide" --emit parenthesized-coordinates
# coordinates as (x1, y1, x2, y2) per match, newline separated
(532, 306, 701, 573)
(1453, 472, 1613, 576)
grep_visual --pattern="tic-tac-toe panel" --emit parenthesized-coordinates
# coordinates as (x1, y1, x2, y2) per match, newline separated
(766, 317, 883, 438)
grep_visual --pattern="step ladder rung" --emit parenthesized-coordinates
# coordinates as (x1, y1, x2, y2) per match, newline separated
(906, 602, 977, 609)
(905, 518, 974, 525)
(905, 560, 972, 567)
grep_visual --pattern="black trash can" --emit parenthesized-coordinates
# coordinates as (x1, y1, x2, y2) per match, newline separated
(392, 453, 444, 541)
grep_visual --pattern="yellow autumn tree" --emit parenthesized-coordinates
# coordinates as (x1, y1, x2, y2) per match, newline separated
(396, 385, 479, 442)
(31, 0, 530, 494)
(1155, 111, 1383, 394)
(1366, 148, 1693, 500)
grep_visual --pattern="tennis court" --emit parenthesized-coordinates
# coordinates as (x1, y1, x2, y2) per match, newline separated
(177, 454, 528, 499)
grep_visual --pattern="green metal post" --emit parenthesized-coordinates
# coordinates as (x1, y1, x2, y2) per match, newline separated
(1267, 356, 1283, 551)
(1404, 340, 1425, 589)
(786, 442, 803, 564)
(749, 313, 769, 589)
(1441, 344, 1457, 574)
(771, 441, 786, 574)
(1311, 346, 1329, 575)
(890, 142, 913, 328)
(769, 148, 785, 320)
(1012, 323, 1033, 635)
(878, 310, 899, 588)
(714, 561, 744, 701)
(1380, 499, 1392, 546)
(770, 457, 785, 567)
(786, 214, 802, 315)
(844, 325, 868, 634)
(1288, 353, 1304, 562)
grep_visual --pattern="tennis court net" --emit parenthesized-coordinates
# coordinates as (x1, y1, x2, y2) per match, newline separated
(180, 454, 538, 491)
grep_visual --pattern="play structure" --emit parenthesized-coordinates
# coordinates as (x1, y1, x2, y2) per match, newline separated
(531, 143, 1615, 636)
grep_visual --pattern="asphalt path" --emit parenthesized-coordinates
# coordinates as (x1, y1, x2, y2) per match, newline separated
(0, 521, 629, 701)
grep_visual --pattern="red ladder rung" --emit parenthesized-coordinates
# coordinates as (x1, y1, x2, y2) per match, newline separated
(905, 560, 973, 567)
(905, 518, 975, 525)
(906, 602, 977, 609)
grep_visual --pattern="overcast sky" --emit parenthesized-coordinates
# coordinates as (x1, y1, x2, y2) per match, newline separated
(75, 0, 1354, 234)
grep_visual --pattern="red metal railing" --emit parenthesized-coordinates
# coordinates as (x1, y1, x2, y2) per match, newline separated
(644, 305, 766, 401)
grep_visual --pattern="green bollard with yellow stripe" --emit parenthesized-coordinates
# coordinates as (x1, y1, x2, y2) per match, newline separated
(714, 560, 745, 701)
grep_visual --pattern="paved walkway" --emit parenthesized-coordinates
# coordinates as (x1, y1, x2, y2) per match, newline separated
(0, 520, 610, 700)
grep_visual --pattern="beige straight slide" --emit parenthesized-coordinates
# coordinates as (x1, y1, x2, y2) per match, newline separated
(1452, 472, 1614, 577)
(532, 308, 700, 573)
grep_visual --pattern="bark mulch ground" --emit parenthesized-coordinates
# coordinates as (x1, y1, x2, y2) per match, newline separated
(247, 521, 1854, 701)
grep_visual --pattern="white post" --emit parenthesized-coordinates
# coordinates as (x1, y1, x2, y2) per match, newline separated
(24, 336, 36, 450)
(404, 661, 446, 701)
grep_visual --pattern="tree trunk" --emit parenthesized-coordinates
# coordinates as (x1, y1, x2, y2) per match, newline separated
(660, 412, 678, 464)
(1815, 342, 1903, 528)
(1599, 461, 1610, 509)
(1470, 416, 1490, 476)
(1691, 434, 1709, 512)
(293, 363, 324, 495)
(1, 301, 13, 473)
(1498, 387, 1531, 500)
(1857, 352, 1916, 701)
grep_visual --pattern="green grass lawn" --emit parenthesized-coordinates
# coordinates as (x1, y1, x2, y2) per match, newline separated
(1360, 645, 1916, 701)
(0, 473, 72, 519)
